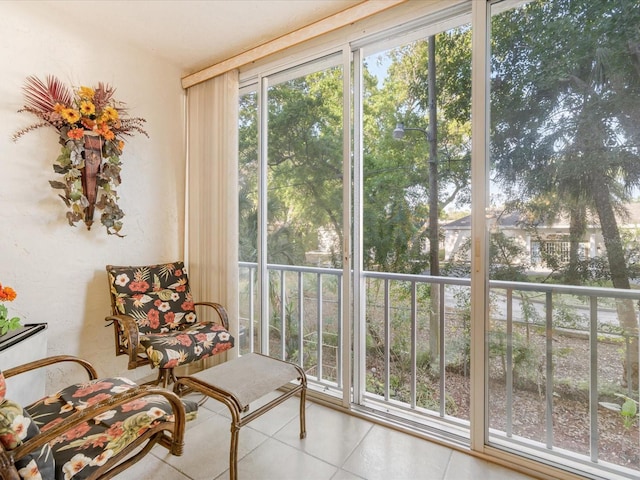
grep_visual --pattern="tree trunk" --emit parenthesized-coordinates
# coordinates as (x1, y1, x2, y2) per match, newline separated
(567, 204, 586, 285)
(592, 179, 639, 389)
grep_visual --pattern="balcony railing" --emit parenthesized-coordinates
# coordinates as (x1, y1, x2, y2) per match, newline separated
(238, 261, 640, 479)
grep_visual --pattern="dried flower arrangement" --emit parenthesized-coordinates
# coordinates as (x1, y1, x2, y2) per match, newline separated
(13, 75, 148, 236)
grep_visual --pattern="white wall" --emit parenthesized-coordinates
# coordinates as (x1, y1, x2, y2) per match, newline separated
(0, 2, 186, 389)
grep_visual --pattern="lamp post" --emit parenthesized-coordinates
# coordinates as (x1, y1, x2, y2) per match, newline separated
(393, 122, 439, 276)
(394, 121, 440, 357)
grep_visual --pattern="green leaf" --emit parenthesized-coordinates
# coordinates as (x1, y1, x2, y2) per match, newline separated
(621, 399, 638, 418)
(49, 180, 67, 190)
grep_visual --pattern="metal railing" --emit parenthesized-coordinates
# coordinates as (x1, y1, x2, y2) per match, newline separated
(238, 261, 640, 479)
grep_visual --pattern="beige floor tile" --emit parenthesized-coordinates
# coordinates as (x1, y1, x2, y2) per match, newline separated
(228, 438, 338, 480)
(275, 403, 373, 467)
(152, 412, 268, 480)
(112, 452, 187, 480)
(444, 451, 535, 480)
(341, 424, 453, 480)
(330, 469, 366, 480)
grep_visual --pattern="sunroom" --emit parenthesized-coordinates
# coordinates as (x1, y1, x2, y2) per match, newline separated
(2, 1, 639, 480)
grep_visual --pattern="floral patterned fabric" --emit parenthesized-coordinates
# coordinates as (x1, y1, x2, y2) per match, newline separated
(107, 262, 234, 369)
(21, 376, 198, 480)
(0, 381, 55, 480)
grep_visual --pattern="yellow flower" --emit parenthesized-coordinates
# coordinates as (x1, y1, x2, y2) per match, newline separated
(53, 103, 65, 113)
(78, 86, 95, 100)
(61, 108, 81, 124)
(79, 101, 95, 116)
(104, 106, 119, 121)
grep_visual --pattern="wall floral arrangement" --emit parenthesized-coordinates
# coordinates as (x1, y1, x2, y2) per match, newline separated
(13, 75, 148, 236)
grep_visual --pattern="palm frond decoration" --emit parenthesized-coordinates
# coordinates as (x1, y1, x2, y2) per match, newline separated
(22, 75, 72, 113)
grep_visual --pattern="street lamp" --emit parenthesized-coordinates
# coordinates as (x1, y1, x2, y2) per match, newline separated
(393, 122, 439, 276)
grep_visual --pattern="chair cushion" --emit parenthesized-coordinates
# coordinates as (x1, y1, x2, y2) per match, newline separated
(108, 262, 197, 334)
(25, 377, 198, 480)
(142, 322, 234, 369)
(0, 395, 56, 480)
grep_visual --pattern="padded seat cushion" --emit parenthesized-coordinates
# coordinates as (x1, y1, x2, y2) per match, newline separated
(25, 377, 198, 480)
(142, 322, 234, 369)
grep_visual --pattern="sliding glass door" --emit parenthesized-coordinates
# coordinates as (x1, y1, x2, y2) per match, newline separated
(237, 1, 640, 477)
(487, 0, 640, 476)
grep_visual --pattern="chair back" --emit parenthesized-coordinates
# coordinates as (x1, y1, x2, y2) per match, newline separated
(107, 261, 197, 334)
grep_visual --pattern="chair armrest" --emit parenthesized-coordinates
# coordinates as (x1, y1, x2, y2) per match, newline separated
(194, 302, 230, 330)
(10, 385, 188, 462)
(106, 314, 142, 370)
(3, 355, 98, 381)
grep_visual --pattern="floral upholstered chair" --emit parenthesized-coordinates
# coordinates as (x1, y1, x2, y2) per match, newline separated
(0, 355, 197, 480)
(106, 261, 234, 387)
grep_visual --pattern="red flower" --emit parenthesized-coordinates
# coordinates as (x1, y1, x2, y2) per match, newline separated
(212, 342, 232, 355)
(86, 393, 112, 406)
(176, 285, 186, 292)
(129, 281, 150, 292)
(148, 310, 160, 329)
(41, 417, 65, 432)
(164, 359, 178, 368)
(62, 422, 92, 441)
(174, 270, 182, 276)
(176, 334, 192, 346)
(154, 299, 162, 307)
(106, 421, 125, 438)
(181, 301, 194, 311)
(73, 381, 114, 398)
(164, 312, 176, 324)
(89, 435, 109, 448)
(121, 399, 148, 412)
(195, 333, 208, 342)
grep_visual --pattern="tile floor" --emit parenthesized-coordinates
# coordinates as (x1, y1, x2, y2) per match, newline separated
(114, 392, 539, 480)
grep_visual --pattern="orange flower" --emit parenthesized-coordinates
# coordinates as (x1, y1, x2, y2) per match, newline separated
(81, 117, 96, 130)
(118, 140, 125, 152)
(0, 285, 16, 302)
(102, 129, 115, 141)
(53, 103, 65, 113)
(67, 128, 84, 140)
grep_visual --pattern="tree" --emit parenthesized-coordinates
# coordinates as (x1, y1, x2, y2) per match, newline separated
(491, 0, 640, 386)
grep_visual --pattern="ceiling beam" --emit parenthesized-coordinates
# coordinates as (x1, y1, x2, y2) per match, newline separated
(181, 0, 407, 89)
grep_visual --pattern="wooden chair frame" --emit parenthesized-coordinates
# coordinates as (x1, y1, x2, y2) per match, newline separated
(0, 356, 188, 480)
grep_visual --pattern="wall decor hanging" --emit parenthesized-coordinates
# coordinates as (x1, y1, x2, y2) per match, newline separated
(13, 75, 148, 236)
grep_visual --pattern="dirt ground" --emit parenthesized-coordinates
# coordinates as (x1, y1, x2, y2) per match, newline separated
(367, 330, 639, 472)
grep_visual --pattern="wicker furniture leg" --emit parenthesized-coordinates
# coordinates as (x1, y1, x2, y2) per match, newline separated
(175, 353, 307, 480)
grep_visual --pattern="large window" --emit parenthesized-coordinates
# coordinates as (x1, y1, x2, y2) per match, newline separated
(489, 0, 640, 476)
(237, 1, 640, 478)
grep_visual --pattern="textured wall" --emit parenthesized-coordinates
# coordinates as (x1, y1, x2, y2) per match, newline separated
(0, 2, 186, 390)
